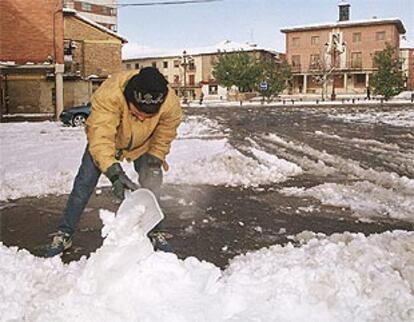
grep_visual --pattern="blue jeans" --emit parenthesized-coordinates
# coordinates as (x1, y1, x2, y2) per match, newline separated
(58, 146, 163, 235)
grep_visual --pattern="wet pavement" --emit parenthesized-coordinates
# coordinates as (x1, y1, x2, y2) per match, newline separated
(1, 104, 413, 269)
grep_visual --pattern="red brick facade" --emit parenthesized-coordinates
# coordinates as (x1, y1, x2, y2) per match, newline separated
(407, 49, 414, 90)
(0, 0, 64, 64)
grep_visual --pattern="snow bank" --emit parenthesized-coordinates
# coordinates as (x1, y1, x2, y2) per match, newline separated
(166, 139, 302, 187)
(1, 203, 413, 322)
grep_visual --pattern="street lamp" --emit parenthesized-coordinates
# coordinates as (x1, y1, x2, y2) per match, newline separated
(325, 33, 346, 101)
(181, 50, 188, 104)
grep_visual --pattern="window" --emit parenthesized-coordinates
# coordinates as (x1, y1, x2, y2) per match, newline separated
(174, 75, 179, 83)
(126, 63, 131, 70)
(292, 37, 300, 47)
(353, 32, 361, 43)
(376, 31, 386, 41)
(351, 52, 362, 68)
(311, 36, 319, 45)
(189, 74, 195, 86)
(188, 61, 195, 71)
(64, 40, 73, 56)
(81, 2, 92, 11)
(355, 74, 366, 86)
(292, 55, 301, 67)
(209, 85, 218, 95)
(152, 62, 157, 68)
(174, 60, 180, 68)
(135, 63, 139, 69)
(163, 61, 168, 69)
(309, 54, 320, 69)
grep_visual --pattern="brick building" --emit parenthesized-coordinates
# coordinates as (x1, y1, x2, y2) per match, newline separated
(123, 41, 281, 100)
(400, 39, 414, 91)
(62, 8, 127, 107)
(0, 0, 64, 119)
(0, 1, 126, 120)
(63, 0, 117, 31)
(281, 3, 406, 98)
(63, 8, 126, 78)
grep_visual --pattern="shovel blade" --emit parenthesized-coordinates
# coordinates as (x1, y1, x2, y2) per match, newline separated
(117, 189, 164, 234)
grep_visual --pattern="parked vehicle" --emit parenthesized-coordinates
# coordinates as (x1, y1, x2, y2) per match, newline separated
(60, 103, 91, 127)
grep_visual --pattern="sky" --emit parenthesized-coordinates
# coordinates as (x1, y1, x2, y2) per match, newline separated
(117, 0, 414, 52)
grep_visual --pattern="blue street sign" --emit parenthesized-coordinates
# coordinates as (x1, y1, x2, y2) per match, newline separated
(260, 81, 268, 91)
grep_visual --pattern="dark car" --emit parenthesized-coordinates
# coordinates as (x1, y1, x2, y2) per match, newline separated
(60, 102, 91, 127)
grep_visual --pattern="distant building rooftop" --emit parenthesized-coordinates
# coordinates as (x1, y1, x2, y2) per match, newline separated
(281, 18, 406, 34)
(122, 40, 279, 61)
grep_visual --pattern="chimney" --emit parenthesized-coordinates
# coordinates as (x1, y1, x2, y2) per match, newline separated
(338, 1, 351, 21)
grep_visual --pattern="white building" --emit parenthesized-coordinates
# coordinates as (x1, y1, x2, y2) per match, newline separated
(122, 41, 281, 101)
(63, 0, 117, 31)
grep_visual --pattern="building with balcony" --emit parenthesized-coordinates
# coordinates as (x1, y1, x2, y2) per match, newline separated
(281, 2, 406, 97)
(122, 41, 281, 100)
(63, 0, 117, 32)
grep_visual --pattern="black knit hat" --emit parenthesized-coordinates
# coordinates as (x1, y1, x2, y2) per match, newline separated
(124, 67, 169, 114)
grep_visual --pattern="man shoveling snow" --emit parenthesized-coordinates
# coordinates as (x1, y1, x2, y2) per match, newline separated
(46, 67, 182, 257)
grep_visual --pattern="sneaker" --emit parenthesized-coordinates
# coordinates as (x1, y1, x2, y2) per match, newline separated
(46, 231, 73, 257)
(149, 231, 173, 253)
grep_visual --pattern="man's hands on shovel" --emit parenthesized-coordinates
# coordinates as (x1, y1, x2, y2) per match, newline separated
(105, 163, 138, 201)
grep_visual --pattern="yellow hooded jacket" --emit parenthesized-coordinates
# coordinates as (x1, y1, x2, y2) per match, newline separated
(85, 70, 182, 173)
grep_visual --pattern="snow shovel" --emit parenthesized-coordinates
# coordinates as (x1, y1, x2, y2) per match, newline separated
(117, 188, 164, 235)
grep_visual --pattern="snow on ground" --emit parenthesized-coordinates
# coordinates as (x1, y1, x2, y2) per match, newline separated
(281, 181, 414, 222)
(1, 196, 413, 322)
(328, 109, 414, 128)
(261, 132, 414, 222)
(1, 112, 414, 321)
(0, 118, 301, 200)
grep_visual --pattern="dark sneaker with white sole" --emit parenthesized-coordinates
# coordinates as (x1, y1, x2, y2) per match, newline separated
(46, 231, 73, 257)
(149, 231, 173, 253)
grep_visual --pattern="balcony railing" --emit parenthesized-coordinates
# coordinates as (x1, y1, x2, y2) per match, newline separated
(308, 63, 321, 71)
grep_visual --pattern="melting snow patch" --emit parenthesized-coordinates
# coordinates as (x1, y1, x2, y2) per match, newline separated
(281, 181, 414, 222)
(328, 110, 414, 127)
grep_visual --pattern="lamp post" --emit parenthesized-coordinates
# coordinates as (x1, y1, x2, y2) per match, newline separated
(181, 50, 188, 104)
(325, 33, 346, 101)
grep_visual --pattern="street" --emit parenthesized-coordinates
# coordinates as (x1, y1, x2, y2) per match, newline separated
(1, 104, 413, 268)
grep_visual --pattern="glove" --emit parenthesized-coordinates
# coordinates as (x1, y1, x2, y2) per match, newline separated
(146, 154, 162, 168)
(105, 163, 138, 200)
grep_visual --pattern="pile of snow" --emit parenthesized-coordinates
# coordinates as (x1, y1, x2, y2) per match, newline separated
(393, 91, 414, 100)
(1, 194, 413, 321)
(0, 118, 301, 200)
